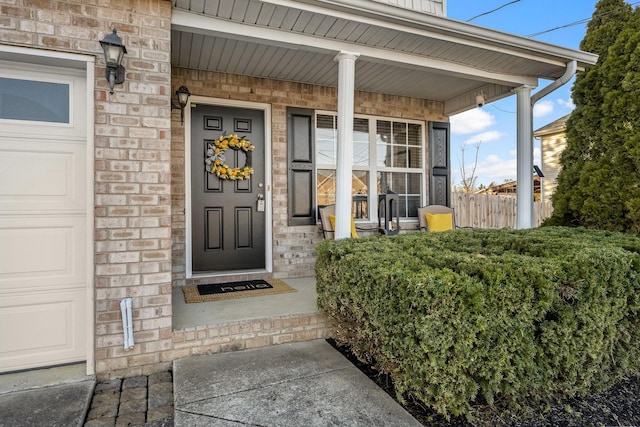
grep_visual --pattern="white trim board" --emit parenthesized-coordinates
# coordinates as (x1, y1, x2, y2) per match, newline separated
(184, 97, 273, 279)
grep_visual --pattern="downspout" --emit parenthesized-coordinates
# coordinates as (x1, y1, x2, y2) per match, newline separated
(120, 297, 134, 350)
(531, 60, 577, 106)
(516, 60, 577, 229)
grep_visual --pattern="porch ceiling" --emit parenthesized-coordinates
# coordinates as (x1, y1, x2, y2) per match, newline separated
(171, 0, 597, 115)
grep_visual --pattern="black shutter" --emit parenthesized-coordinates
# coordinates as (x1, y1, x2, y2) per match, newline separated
(429, 121, 451, 207)
(287, 108, 316, 226)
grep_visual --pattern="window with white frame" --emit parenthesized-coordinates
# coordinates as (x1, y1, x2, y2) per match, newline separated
(316, 113, 424, 221)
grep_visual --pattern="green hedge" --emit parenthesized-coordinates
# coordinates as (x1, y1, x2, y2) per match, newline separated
(315, 227, 640, 420)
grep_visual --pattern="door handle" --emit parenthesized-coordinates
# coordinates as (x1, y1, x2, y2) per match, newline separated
(256, 193, 265, 212)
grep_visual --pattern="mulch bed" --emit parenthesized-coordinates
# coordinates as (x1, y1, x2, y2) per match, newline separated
(327, 339, 640, 426)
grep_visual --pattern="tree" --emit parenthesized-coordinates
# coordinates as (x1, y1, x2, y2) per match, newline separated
(457, 141, 481, 193)
(547, 0, 638, 232)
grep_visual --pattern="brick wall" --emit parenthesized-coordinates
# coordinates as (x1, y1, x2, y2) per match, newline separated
(0, 0, 174, 377)
(171, 67, 446, 287)
(2, 0, 446, 378)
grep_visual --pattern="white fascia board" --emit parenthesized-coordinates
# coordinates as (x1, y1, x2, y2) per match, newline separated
(172, 9, 538, 87)
(260, 0, 598, 68)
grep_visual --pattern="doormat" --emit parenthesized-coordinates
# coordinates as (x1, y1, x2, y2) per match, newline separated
(181, 279, 297, 303)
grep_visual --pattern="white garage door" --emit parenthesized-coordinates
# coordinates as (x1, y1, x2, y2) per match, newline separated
(0, 61, 89, 372)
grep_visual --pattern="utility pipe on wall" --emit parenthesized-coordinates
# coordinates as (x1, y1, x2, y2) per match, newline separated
(120, 297, 134, 350)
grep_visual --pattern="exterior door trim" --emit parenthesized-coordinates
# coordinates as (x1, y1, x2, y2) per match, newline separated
(184, 97, 272, 278)
(0, 45, 95, 375)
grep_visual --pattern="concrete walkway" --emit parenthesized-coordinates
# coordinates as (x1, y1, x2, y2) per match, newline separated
(0, 363, 94, 427)
(0, 340, 421, 426)
(173, 339, 421, 426)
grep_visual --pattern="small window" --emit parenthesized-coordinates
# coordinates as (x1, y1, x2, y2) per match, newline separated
(0, 77, 70, 123)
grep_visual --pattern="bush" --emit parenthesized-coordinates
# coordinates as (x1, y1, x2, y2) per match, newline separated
(315, 227, 640, 420)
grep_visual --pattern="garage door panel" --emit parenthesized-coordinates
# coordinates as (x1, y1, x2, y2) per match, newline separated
(0, 138, 86, 212)
(0, 59, 88, 373)
(0, 290, 86, 372)
(0, 217, 86, 292)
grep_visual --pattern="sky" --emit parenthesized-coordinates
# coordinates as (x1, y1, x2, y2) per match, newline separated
(445, 0, 606, 188)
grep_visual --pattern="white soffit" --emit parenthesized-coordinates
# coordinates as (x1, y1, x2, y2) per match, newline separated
(171, 0, 597, 114)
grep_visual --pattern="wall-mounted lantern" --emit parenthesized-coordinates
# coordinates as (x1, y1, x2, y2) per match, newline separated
(175, 86, 191, 125)
(99, 29, 127, 94)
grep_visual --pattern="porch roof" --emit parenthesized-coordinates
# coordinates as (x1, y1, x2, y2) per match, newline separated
(171, 0, 597, 116)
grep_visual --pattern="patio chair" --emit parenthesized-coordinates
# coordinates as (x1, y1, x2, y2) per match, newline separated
(418, 204, 456, 232)
(318, 204, 359, 239)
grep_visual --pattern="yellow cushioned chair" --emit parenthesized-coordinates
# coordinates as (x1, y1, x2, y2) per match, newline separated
(328, 214, 359, 239)
(417, 205, 455, 232)
(319, 204, 360, 239)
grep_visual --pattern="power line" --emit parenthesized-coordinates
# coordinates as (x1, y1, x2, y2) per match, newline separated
(466, 0, 521, 22)
(489, 104, 516, 114)
(526, 1, 640, 38)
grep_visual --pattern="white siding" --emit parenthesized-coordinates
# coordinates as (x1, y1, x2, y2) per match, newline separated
(541, 134, 567, 202)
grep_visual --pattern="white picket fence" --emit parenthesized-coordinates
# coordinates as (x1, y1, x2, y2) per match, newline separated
(451, 192, 554, 229)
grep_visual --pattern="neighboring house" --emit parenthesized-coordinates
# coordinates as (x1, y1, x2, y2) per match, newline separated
(534, 114, 570, 202)
(0, 0, 597, 378)
(475, 176, 542, 201)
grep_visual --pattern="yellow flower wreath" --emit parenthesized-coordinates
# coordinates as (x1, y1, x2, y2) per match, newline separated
(205, 133, 255, 180)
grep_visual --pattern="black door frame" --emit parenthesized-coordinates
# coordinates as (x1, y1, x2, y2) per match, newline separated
(184, 97, 272, 278)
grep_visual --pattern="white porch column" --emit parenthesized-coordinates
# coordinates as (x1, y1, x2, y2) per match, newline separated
(334, 51, 359, 239)
(515, 85, 534, 229)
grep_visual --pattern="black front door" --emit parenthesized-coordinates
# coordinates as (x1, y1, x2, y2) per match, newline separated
(191, 104, 266, 272)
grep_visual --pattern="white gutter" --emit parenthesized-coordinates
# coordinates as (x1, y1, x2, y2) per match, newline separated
(531, 60, 577, 105)
(516, 60, 577, 229)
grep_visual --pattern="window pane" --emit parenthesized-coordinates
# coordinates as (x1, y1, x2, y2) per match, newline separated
(352, 170, 369, 219)
(392, 145, 407, 168)
(393, 173, 406, 193)
(316, 115, 336, 165)
(317, 169, 336, 206)
(407, 195, 420, 217)
(353, 118, 369, 166)
(407, 173, 421, 194)
(318, 169, 370, 219)
(393, 122, 407, 145)
(376, 120, 392, 167)
(392, 122, 407, 168)
(408, 123, 421, 145)
(0, 77, 70, 123)
(407, 146, 422, 168)
(377, 172, 421, 219)
(408, 123, 422, 168)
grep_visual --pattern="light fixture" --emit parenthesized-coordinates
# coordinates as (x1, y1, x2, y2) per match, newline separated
(475, 91, 486, 108)
(175, 86, 191, 125)
(99, 28, 127, 94)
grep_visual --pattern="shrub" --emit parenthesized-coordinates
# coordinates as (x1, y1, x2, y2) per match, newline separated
(315, 227, 640, 420)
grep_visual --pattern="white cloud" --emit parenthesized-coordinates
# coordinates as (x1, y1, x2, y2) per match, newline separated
(533, 100, 554, 118)
(463, 130, 504, 145)
(469, 148, 542, 185)
(474, 154, 517, 184)
(450, 108, 496, 134)
(557, 98, 575, 109)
